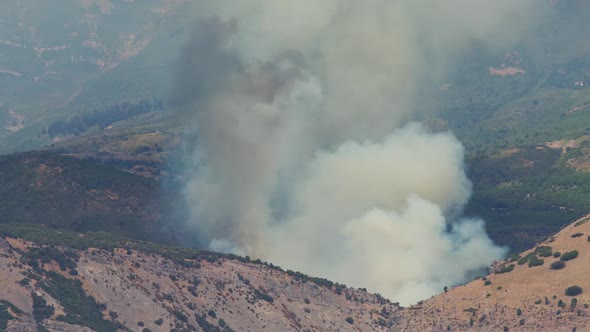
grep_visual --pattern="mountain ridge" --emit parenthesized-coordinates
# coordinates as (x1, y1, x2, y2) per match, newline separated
(2, 213, 590, 331)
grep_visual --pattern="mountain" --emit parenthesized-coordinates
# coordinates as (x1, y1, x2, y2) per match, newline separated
(0, 0, 192, 152)
(419, 1, 590, 252)
(3, 2, 590, 331)
(399, 214, 590, 331)
(0, 225, 400, 332)
(2, 214, 590, 331)
(0, 0, 587, 253)
(0, 150, 189, 245)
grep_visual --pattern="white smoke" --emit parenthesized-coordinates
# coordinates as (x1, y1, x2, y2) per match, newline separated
(177, 1, 544, 304)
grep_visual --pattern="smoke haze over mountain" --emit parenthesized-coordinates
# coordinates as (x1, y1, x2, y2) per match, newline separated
(175, 0, 546, 304)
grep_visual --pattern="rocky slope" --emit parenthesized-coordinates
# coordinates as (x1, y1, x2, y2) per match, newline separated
(3, 214, 590, 331)
(0, 230, 401, 332)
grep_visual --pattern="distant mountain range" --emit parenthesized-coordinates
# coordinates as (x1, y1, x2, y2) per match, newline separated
(0, 0, 191, 152)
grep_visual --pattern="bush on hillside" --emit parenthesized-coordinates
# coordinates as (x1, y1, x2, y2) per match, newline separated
(560, 250, 579, 261)
(495, 264, 515, 274)
(535, 246, 553, 257)
(518, 253, 537, 265)
(528, 256, 544, 267)
(509, 254, 521, 262)
(550, 261, 566, 270)
(565, 286, 583, 297)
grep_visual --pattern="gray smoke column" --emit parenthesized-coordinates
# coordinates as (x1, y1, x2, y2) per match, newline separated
(177, 1, 544, 304)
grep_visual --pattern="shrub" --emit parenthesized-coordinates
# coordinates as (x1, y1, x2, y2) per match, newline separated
(154, 318, 163, 326)
(345, 317, 354, 324)
(173, 310, 188, 323)
(566, 286, 583, 296)
(509, 254, 521, 262)
(558, 300, 566, 308)
(253, 288, 274, 303)
(516, 308, 522, 316)
(495, 264, 515, 274)
(561, 250, 579, 261)
(535, 246, 553, 257)
(528, 256, 544, 267)
(518, 253, 540, 266)
(517, 253, 533, 265)
(550, 261, 566, 270)
(207, 310, 216, 319)
(519, 319, 525, 325)
(32, 293, 55, 322)
(553, 251, 561, 258)
(484, 280, 492, 286)
(588, 235, 590, 242)
(571, 233, 584, 238)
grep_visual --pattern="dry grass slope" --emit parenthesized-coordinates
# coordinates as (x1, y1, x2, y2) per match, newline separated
(400, 214, 590, 331)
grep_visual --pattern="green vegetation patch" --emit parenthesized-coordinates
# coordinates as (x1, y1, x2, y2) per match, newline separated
(0, 301, 16, 330)
(550, 261, 566, 270)
(528, 256, 544, 267)
(32, 293, 54, 322)
(508, 254, 521, 262)
(535, 246, 553, 257)
(495, 264, 515, 274)
(560, 250, 579, 261)
(566, 286, 583, 296)
(518, 252, 540, 266)
(40, 271, 125, 331)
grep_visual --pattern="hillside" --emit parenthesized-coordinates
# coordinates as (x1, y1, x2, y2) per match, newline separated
(0, 0, 191, 152)
(3, 0, 587, 255)
(0, 151, 187, 245)
(0, 225, 401, 332)
(3, 214, 590, 331)
(399, 214, 590, 331)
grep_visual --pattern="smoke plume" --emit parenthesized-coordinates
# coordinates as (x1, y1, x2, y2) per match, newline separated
(176, 1, 543, 304)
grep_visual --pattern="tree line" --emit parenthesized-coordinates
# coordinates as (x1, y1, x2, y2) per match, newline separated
(45, 99, 165, 137)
